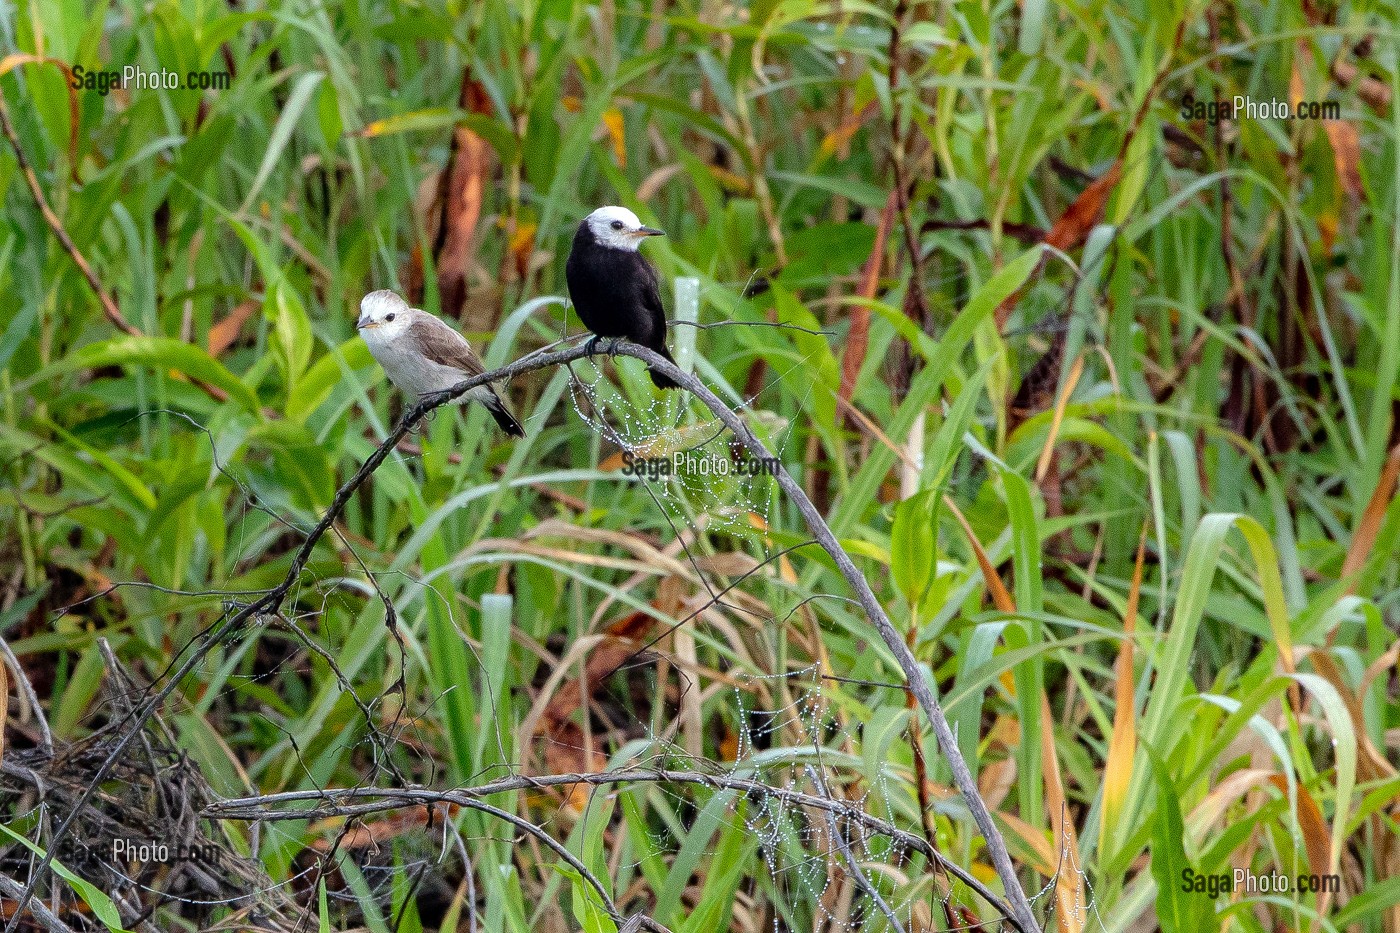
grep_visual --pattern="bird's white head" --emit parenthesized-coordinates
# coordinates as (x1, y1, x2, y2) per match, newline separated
(584, 205, 665, 252)
(356, 290, 413, 343)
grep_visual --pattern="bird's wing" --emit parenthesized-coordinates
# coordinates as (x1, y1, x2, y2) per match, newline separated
(637, 257, 667, 340)
(409, 313, 487, 377)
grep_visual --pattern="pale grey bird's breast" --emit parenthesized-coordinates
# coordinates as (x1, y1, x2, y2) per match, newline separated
(368, 336, 492, 404)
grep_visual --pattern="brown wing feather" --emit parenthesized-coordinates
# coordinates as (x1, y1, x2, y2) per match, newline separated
(410, 313, 487, 377)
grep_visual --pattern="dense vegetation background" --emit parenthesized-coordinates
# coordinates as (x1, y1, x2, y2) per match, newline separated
(0, 0, 1397, 931)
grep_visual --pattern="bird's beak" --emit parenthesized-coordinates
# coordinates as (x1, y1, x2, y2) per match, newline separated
(356, 314, 376, 330)
(635, 226, 665, 237)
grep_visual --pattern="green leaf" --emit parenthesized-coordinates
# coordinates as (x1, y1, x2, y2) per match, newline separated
(1146, 745, 1219, 933)
(923, 356, 994, 490)
(285, 337, 375, 424)
(52, 641, 105, 737)
(1140, 513, 1234, 749)
(318, 878, 331, 933)
(41, 418, 157, 511)
(557, 864, 617, 933)
(239, 70, 324, 215)
(266, 279, 313, 397)
(655, 789, 736, 925)
(37, 337, 261, 413)
(243, 420, 334, 509)
(891, 488, 937, 608)
(678, 797, 757, 933)
(0, 822, 135, 933)
(832, 245, 1045, 536)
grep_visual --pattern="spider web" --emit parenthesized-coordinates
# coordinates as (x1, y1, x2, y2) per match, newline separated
(36, 368, 1111, 933)
(727, 666, 979, 933)
(564, 356, 785, 539)
(728, 667, 1104, 933)
(552, 663, 1100, 933)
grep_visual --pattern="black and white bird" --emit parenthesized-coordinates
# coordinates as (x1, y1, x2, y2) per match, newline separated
(356, 290, 525, 437)
(565, 205, 678, 389)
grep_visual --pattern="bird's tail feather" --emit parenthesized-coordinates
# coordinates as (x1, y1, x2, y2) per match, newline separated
(649, 343, 680, 390)
(485, 392, 526, 437)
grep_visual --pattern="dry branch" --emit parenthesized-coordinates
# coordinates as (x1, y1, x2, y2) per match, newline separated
(203, 767, 1011, 921)
(0, 91, 139, 338)
(606, 343, 1040, 933)
(4, 339, 1039, 933)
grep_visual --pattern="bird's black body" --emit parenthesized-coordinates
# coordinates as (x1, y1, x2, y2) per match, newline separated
(566, 220, 678, 389)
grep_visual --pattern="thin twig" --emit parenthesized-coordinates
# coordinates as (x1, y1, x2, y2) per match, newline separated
(269, 609, 407, 784)
(201, 767, 1011, 919)
(0, 92, 139, 337)
(0, 341, 594, 931)
(0, 871, 78, 933)
(6, 339, 1037, 933)
(0, 634, 51, 756)
(456, 797, 622, 925)
(603, 344, 1040, 933)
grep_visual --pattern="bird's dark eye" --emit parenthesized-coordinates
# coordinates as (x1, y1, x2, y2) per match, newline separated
(610, 220, 624, 230)
(386, 313, 396, 322)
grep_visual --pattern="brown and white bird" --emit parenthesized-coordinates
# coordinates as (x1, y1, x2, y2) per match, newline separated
(356, 290, 525, 437)
(565, 206, 678, 389)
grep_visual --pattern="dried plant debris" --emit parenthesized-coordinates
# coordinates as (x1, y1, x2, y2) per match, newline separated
(0, 652, 308, 932)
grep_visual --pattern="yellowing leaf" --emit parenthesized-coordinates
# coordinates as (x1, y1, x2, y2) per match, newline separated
(1101, 527, 1146, 856)
(602, 107, 626, 166)
(356, 107, 460, 138)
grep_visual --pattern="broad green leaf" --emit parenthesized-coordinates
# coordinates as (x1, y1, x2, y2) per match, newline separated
(266, 279, 313, 397)
(891, 488, 937, 607)
(1146, 745, 1219, 933)
(41, 418, 156, 511)
(286, 336, 374, 423)
(0, 822, 135, 933)
(36, 337, 260, 413)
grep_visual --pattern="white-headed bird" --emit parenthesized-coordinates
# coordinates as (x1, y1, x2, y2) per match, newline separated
(356, 289, 525, 437)
(565, 205, 678, 389)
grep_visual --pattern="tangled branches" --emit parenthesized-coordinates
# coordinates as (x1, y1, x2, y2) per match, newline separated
(3, 340, 1039, 933)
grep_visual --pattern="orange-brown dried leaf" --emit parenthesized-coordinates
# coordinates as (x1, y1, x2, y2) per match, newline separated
(1290, 45, 1307, 111)
(1042, 690, 1084, 933)
(207, 299, 260, 357)
(1341, 442, 1400, 587)
(820, 102, 875, 157)
(1268, 774, 1331, 882)
(436, 76, 494, 320)
(1101, 528, 1146, 847)
(509, 221, 537, 281)
(1045, 160, 1122, 252)
(1324, 120, 1365, 203)
(838, 191, 897, 412)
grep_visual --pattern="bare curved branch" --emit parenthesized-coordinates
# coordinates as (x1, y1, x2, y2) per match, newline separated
(5, 337, 1038, 933)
